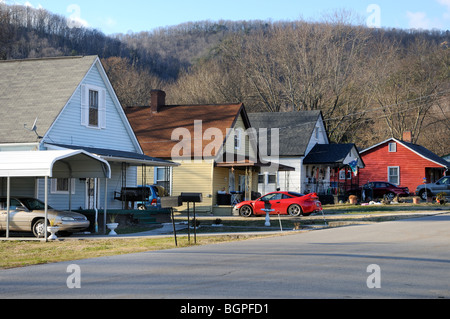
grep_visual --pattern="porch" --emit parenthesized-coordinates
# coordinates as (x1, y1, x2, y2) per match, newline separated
(303, 143, 365, 203)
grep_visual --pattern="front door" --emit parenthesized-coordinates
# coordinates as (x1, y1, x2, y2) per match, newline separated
(86, 178, 99, 210)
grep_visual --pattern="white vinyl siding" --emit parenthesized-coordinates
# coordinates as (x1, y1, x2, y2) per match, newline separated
(45, 62, 138, 153)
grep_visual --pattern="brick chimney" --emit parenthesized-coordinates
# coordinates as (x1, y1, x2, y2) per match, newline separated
(403, 131, 412, 143)
(151, 90, 166, 113)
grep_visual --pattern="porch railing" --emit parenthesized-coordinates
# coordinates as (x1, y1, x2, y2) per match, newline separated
(303, 181, 358, 196)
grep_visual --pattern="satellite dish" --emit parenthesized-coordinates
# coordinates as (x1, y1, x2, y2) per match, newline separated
(31, 117, 38, 132)
(24, 117, 43, 139)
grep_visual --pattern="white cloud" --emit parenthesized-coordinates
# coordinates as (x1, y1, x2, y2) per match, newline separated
(437, 0, 450, 10)
(407, 11, 432, 29)
(406, 0, 450, 30)
(437, 0, 450, 20)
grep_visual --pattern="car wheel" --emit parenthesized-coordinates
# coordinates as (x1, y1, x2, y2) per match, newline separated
(419, 190, 431, 201)
(386, 192, 396, 201)
(239, 205, 253, 217)
(288, 204, 302, 217)
(32, 218, 48, 238)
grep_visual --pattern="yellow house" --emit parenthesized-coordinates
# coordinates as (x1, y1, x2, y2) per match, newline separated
(125, 90, 264, 215)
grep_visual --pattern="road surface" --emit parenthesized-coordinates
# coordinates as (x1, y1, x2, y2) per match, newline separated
(1, 213, 449, 300)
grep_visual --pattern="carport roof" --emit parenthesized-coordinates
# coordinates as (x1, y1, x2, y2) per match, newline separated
(0, 150, 111, 178)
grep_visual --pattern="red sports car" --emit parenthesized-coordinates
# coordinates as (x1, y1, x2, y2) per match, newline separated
(233, 191, 323, 217)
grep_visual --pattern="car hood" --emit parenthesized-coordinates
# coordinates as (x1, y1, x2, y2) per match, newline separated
(32, 209, 87, 219)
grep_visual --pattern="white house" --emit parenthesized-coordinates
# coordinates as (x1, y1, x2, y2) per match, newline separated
(0, 56, 175, 214)
(248, 111, 364, 200)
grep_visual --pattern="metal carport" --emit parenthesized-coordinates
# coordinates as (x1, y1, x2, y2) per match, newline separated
(0, 150, 111, 241)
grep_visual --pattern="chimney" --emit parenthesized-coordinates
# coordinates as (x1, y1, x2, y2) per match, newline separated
(151, 90, 166, 113)
(403, 131, 412, 143)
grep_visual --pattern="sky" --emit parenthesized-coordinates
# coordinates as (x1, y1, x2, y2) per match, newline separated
(4, 0, 450, 34)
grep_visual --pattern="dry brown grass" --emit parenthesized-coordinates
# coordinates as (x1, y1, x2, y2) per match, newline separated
(0, 234, 274, 269)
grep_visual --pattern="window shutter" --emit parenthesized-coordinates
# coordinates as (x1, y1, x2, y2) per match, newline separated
(80, 85, 89, 126)
(99, 89, 107, 129)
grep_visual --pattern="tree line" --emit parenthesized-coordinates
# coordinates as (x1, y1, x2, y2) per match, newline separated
(1, 3, 449, 156)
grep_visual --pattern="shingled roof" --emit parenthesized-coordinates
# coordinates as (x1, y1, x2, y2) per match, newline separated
(362, 138, 449, 168)
(248, 111, 323, 156)
(0, 56, 98, 144)
(125, 95, 248, 159)
(303, 143, 364, 167)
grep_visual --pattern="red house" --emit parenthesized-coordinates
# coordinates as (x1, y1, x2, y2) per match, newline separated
(359, 133, 449, 195)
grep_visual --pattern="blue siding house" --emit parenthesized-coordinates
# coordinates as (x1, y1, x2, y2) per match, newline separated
(0, 56, 175, 213)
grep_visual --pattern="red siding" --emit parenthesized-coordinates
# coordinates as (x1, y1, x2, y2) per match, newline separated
(359, 141, 444, 193)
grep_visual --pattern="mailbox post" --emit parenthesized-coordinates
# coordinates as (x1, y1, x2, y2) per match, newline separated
(161, 196, 183, 246)
(180, 193, 203, 244)
(262, 200, 274, 227)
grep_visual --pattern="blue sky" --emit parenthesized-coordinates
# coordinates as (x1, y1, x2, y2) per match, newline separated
(5, 0, 450, 34)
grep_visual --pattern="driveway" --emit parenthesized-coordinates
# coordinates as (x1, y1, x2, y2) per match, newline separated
(1, 213, 449, 300)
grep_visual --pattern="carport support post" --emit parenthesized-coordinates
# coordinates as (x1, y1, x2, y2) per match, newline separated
(6, 176, 10, 238)
(104, 178, 108, 235)
(44, 176, 48, 242)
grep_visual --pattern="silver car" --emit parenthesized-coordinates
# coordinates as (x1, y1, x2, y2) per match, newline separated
(415, 176, 450, 200)
(0, 197, 90, 238)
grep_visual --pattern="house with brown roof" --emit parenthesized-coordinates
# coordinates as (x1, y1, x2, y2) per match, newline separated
(125, 90, 272, 214)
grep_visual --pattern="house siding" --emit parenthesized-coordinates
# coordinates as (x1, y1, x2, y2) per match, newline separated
(277, 158, 303, 193)
(38, 60, 140, 210)
(223, 114, 256, 160)
(171, 159, 214, 212)
(359, 141, 444, 193)
(258, 116, 328, 195)
(44, 62, 138, 153)
(305, 117, 329, 155)
(34, 163, 136, 210)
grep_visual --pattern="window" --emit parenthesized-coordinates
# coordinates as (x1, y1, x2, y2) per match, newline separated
(81, 84, 106, 129)
(389, 143, 397, 152)
(258, 174, 264, 184)
(268, 174, 277, 184)
(234, 129, 241, 150)
(261, 193, 282, 201)
(155, 167, 171, 194)
(388, 167, 399, 185)
(51, 178, 75, 194)
(89, 90, 99, 127)
(339, 169, 352, 180)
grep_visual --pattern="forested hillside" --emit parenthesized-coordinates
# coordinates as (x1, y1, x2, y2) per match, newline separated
(1, 3, 449, 155)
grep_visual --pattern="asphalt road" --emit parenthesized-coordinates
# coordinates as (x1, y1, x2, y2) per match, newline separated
(1, 213, 449, 300)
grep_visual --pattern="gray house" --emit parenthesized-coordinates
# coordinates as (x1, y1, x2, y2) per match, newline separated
(0, 56, 175, 213)
(248, 111, 364, 198)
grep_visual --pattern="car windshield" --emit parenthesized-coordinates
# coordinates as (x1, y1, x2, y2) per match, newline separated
(20, 198, 53, 211)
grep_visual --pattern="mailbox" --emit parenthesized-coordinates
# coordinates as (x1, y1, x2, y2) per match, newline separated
(263, 200, 272, 210)
(180, 193, 203, 203)
(161, 196, 183, 208)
